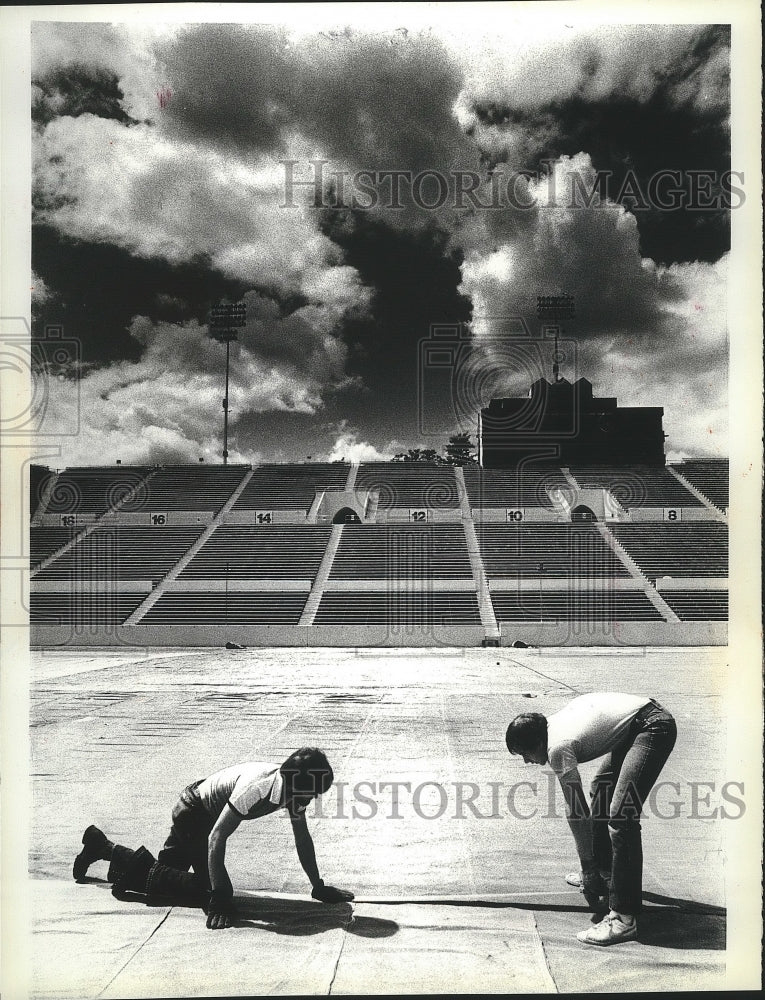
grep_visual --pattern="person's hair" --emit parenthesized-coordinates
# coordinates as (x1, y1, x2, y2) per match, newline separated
(505, 713, 547, 755)
(280, 747, 334, 796)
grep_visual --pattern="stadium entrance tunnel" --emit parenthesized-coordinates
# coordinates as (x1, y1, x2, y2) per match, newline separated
(571, 504, 597, 521)
(333, 507, 362, 524)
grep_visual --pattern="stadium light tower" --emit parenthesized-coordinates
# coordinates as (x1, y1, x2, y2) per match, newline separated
(209, 301, 246, 465)
(537, 294, 575, 382)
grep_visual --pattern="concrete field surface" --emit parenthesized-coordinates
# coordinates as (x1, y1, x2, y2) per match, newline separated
(27, 646, 740, 995)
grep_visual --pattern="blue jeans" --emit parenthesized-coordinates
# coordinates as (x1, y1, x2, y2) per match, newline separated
(156, 781, 215, 889)
(590, 700, 677, 915)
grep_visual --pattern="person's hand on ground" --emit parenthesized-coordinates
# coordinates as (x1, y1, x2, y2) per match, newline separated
(206, 889, 238, 929)
(311, 880, 355, 903)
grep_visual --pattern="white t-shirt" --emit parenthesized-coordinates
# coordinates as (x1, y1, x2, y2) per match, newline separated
(196, 762, 306, 820)
(546, 692, 651, 779)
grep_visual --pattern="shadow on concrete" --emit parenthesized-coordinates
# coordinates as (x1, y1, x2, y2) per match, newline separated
(97, 883, 399, 938)
(236, 897, 400, 938)
(636, 908, 726, 950)
(636, 892, 726, 951)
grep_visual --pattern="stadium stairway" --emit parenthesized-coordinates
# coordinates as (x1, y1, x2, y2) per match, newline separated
(668, 466, 728, 521)
(30, 468, 60, 525)
(123, 468, 255, 624)
(29, 462, 729, 646)
(30, 468, 161, 575)
(299, 524, 344, 625)
(455, 467, 499, 638)
(595, 522, 680, 623)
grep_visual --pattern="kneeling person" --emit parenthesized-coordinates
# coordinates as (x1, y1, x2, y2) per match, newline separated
(73, 747, 354, 929)
(505, 693, 677, 946)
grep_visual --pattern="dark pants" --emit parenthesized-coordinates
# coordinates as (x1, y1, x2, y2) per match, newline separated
(156, 781, 215, 890)
(591, 699, 677, 916)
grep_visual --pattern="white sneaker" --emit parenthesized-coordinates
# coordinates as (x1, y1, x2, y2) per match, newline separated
(565, 871, 610, 890)
(577, 913, 637, 946)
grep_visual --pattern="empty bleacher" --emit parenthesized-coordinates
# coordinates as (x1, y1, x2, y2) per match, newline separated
(660, 589, 729, 621)
(314, 591, 481, 625)
(179, 526, 332, 579)
(120, 464, 248, 513)
(669, 460, 729, 510)
(139, 591, 308, 625)
(30, 591, 146, 626)
(28, 460, 730, 637)
(329, 524, 473, 579)
(355, 463, 460, 509)
(31, 527, 79, 568)
(41, 467, 152, 517)
(568, 465, 701, 508)
(462, 465, 569, 509)
(491, 589, 663, 621)
(610, 523, 728, 578)
(233, 464, 349, 510)
(476, 524, 631, 579)
(30, 465, 53, 519)
(33, 526, 205, 582)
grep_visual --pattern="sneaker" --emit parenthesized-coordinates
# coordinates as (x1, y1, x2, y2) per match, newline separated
(577, 913, 637, 946)
(565, 870, 611, 890)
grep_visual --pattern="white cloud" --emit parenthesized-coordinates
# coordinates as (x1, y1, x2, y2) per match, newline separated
(39, 313, 356, 466)
(325, 428, 395, 463)
(458, 154, 728, 457)
(34, 114, 370, 312)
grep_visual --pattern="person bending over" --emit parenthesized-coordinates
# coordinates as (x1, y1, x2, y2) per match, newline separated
(73, 747, 354, 929)
(505, 692, 676, 946)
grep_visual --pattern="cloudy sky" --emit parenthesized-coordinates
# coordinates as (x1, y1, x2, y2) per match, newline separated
(29, 11, 735, 466)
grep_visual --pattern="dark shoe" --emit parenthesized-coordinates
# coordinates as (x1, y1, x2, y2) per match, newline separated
(73, 825, 110, 881)
(111, 846, 156, 898)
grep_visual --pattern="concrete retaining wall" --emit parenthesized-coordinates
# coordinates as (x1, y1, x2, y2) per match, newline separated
(31, 621, 726, 648)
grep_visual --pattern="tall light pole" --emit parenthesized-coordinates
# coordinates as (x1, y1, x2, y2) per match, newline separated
(209, 302, 246, 465)
(537, 294, 575, 382)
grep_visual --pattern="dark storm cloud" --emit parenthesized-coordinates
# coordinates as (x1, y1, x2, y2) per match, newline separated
(32, 63, 142, 127)
(319, 210, 471, 383)
(30, 20, 732, 463)
(156, 24, 470, 172)
(32, 224, 249, 364)
(467, 25, 731, 264)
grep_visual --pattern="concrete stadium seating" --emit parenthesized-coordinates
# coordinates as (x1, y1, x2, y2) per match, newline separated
(568, 465, 702, 508)
(462, 465, 568, 508)
(233, 463, 350, 510)
(29, 591, 146, 625)
(30, 527, 79, 568)
(180, 526, 332, 579)
(659, 589, 729, 621)
(39, 466, 152, 517)
(329, 524, 473, 578)
(669, 460, 729, 510)
(476, 524, 631, 579)
(355, 462, 460, 509)
(119, 464, 248, 512)
(491, 588, 663, 622)
(610, 523, 728, 579)
(314, 590, 482, 625)
(33, 526, 205, 582)
(28, 461, 730, 643)
(139, 591, 308, 625)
